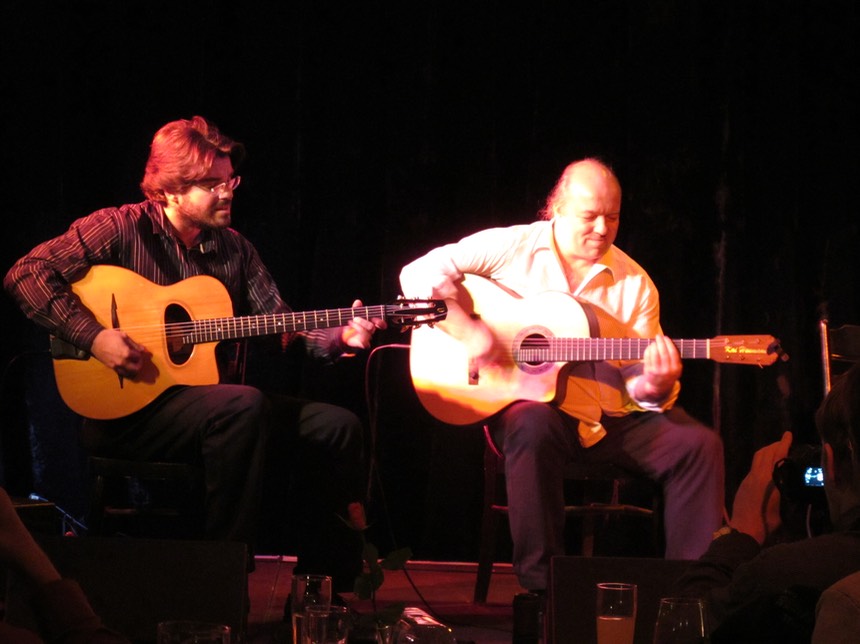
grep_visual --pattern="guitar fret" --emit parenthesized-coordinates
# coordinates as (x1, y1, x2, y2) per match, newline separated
(57, 265, 448, 421)
(517, 337, 759, 364)
(174, 301, 438, 345)
(404, 274, 779, 427)
(182, 306, 380, 342)
(519, 336, 683, 363)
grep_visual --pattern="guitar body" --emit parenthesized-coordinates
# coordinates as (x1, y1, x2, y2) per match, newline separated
(54, 266, 233, 420)
(53, 265, 448, 420)
(409, 275, 597, 425)
(409, 274, 783, 426)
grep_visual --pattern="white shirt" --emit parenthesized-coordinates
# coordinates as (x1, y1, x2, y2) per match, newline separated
(399, 220, 680, 446)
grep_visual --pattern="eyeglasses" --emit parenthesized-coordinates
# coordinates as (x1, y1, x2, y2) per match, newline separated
(195, 175, 241, 195)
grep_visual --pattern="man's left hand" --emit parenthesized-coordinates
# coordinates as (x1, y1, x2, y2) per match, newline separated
(341, 299, 388, 350)
(638, 334, 683, 402)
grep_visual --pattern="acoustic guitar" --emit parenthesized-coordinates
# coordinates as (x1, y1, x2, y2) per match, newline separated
(408, 274, 784, 425)
(52, 265, 447, 419)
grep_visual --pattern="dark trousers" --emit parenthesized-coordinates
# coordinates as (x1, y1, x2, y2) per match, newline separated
(82, 384, 365, 590)
(259, 393, 365, 592)
(490, 402, 725, 591)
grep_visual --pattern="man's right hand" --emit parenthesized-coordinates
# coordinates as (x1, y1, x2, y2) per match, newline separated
(90, 328, 147, 379)
(729, 431, 793, 545)
(438, 301, 496, 368)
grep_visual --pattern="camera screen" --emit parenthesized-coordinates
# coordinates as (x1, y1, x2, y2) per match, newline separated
(804, 466, 824, 487)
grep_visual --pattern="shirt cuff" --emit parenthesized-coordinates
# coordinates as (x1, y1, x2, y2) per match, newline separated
(627, 376, 680, 412)
(712, 525, 737, 541)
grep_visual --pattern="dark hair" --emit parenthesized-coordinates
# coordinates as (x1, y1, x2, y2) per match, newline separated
(815, 362, 860, 468)
(140, 116, 245, 203)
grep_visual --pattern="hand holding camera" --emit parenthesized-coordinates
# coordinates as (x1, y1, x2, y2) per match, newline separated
(729, 431, 794, 545)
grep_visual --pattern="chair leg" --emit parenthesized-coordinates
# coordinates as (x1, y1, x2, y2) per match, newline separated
(88, 473, 107, 536)
(580, 514, 596, 557)
(651, 485, 665, 556)
(474, 441, 504, 604)
(474, 507, 501, 603)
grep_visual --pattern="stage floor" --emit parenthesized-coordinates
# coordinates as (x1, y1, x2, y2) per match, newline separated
(246, 556, 522, 643)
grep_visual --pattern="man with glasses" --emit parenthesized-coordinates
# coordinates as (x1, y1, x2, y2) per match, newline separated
(4, 116, 385, 600)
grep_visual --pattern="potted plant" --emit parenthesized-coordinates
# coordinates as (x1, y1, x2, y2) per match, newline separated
(344, 502, 412, 643)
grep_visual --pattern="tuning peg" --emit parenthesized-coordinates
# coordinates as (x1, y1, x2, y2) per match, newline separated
(767, 340, 790, 363)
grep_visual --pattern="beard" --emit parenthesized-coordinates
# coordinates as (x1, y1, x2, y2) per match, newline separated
(177, 199, 232, 230)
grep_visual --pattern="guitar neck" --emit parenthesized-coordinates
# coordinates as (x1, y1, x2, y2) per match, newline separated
(184, 305, 390, 344)
(515, 337, 716, 363)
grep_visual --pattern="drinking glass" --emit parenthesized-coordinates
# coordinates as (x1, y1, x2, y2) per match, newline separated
(303, 605, 353, 644)
(596, 582, 637, 644)
(156, 620, 231, 644)
(652, 597, 708, 644)
(291, 574, 333, 644)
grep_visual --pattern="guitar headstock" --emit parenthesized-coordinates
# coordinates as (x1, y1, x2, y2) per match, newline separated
(386, 298, 448, 329)
(710, 335, 788, 366)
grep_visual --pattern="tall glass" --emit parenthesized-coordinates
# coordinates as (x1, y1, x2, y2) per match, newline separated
(304, 605, 352, 644)
(596, 582, 637, 644)
(291, 574, 333, 644)
(652, 597, 708, 644)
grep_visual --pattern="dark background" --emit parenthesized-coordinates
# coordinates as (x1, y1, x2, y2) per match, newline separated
(1, 1, 858, 560)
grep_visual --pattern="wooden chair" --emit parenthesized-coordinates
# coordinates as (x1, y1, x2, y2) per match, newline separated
(819, 318, 860, 396)
(83, 341, 253, 538)
(87, 456, 204, 539)
(4, 347, 206, 539)
(474, 426, 663, 603)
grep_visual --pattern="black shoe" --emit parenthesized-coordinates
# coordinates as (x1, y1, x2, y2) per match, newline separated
(513, 591, 546, 643)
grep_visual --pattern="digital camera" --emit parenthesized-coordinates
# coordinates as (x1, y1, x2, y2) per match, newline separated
(772, 443, 825, 505)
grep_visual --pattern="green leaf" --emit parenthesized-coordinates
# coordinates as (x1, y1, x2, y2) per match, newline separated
(353, 574, 375, 600)
(381, 547, 412, 570)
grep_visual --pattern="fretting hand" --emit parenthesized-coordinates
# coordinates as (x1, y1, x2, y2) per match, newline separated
(340, 299, 388, 350)
(637, 334, 683, 403)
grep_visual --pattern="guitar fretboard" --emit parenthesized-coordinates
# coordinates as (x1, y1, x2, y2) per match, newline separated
(514, 337, 715, 363)
(182, 305, 392, 344)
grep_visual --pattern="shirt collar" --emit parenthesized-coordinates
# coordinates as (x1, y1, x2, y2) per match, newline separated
(543, 219, 618, 292)
(587, 246, 619, 282)
(147, 201, 217, 254)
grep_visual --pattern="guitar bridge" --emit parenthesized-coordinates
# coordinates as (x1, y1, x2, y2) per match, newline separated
(468, 356, 479, 385)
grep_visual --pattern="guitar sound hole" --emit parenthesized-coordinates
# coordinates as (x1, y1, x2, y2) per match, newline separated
(165, 303, 193, 365)
(521, 334, 550, 366)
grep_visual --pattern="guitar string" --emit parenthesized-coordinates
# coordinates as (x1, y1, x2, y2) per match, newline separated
(100, 303, 437, 344)
(110, 307, 389, 340)
(514, 337, 715, 361)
